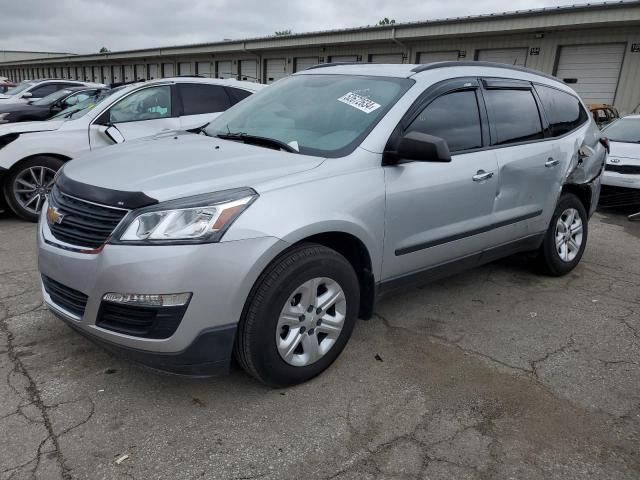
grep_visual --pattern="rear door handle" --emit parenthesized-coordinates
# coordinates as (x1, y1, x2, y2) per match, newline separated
(545, 157, 559, 168)
(472, 170, 494, 182)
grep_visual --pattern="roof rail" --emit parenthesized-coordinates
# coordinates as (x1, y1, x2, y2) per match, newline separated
(410, 61, 560, 82)
(304, 62, 370, 71)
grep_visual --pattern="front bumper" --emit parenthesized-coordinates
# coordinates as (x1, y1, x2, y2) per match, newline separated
(38, 209, 287, 375)
(602, 171, 640, 190)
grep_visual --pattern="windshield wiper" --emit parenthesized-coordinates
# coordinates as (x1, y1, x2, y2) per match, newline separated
(216, 132, 298, 153)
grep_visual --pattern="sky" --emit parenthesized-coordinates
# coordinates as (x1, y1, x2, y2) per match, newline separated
(0, 0, 603, 54)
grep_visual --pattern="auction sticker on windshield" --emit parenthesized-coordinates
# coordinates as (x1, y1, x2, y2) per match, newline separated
(337, 92, 381, 114)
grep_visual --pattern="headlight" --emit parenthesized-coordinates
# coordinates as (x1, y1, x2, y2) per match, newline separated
(112, 188, 257, 245)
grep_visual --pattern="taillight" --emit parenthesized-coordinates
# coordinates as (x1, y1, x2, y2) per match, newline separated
(599, 137, 610, 154)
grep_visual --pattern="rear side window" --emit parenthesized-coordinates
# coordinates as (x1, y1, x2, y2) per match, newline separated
(178, 84, 230, 115)
(226, 87, 252, 105)
(535, 84, 588, 136)
(484, 89, 543, 145)
(406, 90, 482, 153)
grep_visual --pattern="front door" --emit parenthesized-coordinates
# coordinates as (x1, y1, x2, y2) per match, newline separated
(89, 84, 180, 149)
(382, 83, 499, 281)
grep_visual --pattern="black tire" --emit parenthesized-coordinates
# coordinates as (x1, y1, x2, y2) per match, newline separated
(235, 243, 360, 387)
(536, 193, 588, 276)
(3, 156, 64, 222)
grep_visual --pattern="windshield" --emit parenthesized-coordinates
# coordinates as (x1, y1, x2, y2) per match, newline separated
(4, 82, 35, 96)
(50, 88, 118, 121)
(204, 74, 413, 157)
(603, 118, 640, 143)
(32, 89, 73, 106)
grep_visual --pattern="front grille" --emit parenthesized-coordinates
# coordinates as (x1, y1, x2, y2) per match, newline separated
(48, 187, 128, 249)
(42, 275, 88, 317)
(96, 302, 188, 339)
(605, 164, 640, 175)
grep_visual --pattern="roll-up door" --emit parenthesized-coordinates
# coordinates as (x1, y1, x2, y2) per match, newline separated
(83, 66, 92, 81)
(417, 51, 460, 63)
(123, 65, 134, 82)
(197, 61, 213, 78)
(162, 63, 175, 77)
(239, 59, 258, 82)
(178, 62, 194, 75)
(554, 44, 625, 105)
(216, 61, 232, 79)
(294, 57, 319, 72)
(148, 64, 159, 79)
(264, 58, 287, 84)
(369, 53, 403, 64)
(477, 48, 528, 66)
(113, 66, 122, 83)
(135, 64, 147, 80)
(329, 55, 359, 63)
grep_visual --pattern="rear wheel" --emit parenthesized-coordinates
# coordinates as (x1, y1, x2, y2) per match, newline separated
(235, 243, 360, 387)
(536, 193, 588, 276)
(3, 156, 63, 222)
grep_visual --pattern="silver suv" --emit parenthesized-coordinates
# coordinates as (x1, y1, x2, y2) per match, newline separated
(37, 62, 606, 387)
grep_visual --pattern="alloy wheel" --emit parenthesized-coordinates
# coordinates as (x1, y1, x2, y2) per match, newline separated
(12, 166, 57, 215)
(555, 207, 583, 262)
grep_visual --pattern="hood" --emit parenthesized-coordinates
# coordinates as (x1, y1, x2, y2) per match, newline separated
(609, 141, 640, 160)
(62, 132, 325, 202)
(0, 120, 65, 135)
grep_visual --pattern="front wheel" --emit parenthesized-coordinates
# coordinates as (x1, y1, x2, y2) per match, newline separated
(536, 193, 588, 276)
(3, 156, 64, 222)
(235, 243, 360, 387)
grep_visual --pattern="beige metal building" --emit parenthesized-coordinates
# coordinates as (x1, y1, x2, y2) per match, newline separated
(1, 1, 640, 112)
(0, 50, 74, 63)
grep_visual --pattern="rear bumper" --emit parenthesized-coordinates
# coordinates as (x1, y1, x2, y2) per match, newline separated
(49, 301, 237, 377)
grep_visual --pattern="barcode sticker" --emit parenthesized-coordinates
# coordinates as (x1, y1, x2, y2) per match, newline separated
(337, 92, 381, 114)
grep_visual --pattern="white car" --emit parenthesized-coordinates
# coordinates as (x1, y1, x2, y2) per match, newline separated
(0, 79, 105, 104)
(602, 115, 640, 191)
(0, 77, 264, 220)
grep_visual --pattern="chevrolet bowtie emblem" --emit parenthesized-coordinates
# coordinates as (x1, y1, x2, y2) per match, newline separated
(46, 206, 64, 225)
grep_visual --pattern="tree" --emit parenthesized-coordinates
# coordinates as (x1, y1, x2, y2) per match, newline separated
(378, 17, 396, 25)
(99, 47, 110, 53)
(274, 30, 292, 36)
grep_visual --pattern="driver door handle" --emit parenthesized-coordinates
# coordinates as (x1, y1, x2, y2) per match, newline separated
(545, 157, 559, 168)
(472, 170, 494, 182)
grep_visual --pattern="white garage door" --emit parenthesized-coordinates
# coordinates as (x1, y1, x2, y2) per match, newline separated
(83, 66, 93, 81)
(370, 53, 403, 64)
(162, 63, 175, 78)
(178, 62, 194, 75)
(555, 44, 625, 105)
(417, 51, 459, 64)
(148, 64, 159, 80)
(197, 61, 213, 78)
(477, 48, 528, 66)
(216, 61, 232, 79)
(330, 55, 359, 63)
(239, 59, 258, 82)
(135, 64, 147, 80)
(123, 65, 134, 82)
(265, 58, 287, 84)
(102, 66, 113, 84)
(113, 66, 123, 83)
(294, 57, 319, 72)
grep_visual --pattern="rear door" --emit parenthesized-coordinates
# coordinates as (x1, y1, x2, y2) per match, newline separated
(89, 84, 180, 149)
(481, 79, 558, 239)
(382, 79, 499, 280)
(177, 83, 231, 128)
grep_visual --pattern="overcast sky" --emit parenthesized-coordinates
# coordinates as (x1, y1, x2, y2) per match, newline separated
(1, 0, 599, 54)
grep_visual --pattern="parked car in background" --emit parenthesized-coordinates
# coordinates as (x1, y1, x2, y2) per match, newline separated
(0, 77, 263, 220)
(0, 80, 17, 94)
(601, 115, 640, 197)
(37, 62, 606, 387)
(588, 103, 619, 128)
(0, 79, 105, 104)
(0, 87, 109, 124)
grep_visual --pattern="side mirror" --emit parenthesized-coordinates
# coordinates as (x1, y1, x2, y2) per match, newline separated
(104, 125, 125, 144)
(21, 92, 33, 99)
(390, 131, 452, 163)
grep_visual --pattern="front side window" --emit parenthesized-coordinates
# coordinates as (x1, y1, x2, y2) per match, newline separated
(484, 89, 544, 145)
(29, 83, 61, 98)
(178, 84, 230, 115)
(204, 74, 413, 157)
(406, 90, 482, 153)
(535, 84, 588, 137)
(108, 85, 172, 123)
(62, 90, 95, 108)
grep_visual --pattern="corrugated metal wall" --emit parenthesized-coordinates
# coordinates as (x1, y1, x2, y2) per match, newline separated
(1, 25, 639, 112)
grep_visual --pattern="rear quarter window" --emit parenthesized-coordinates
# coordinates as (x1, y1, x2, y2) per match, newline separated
(535, 84, 588, 136)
